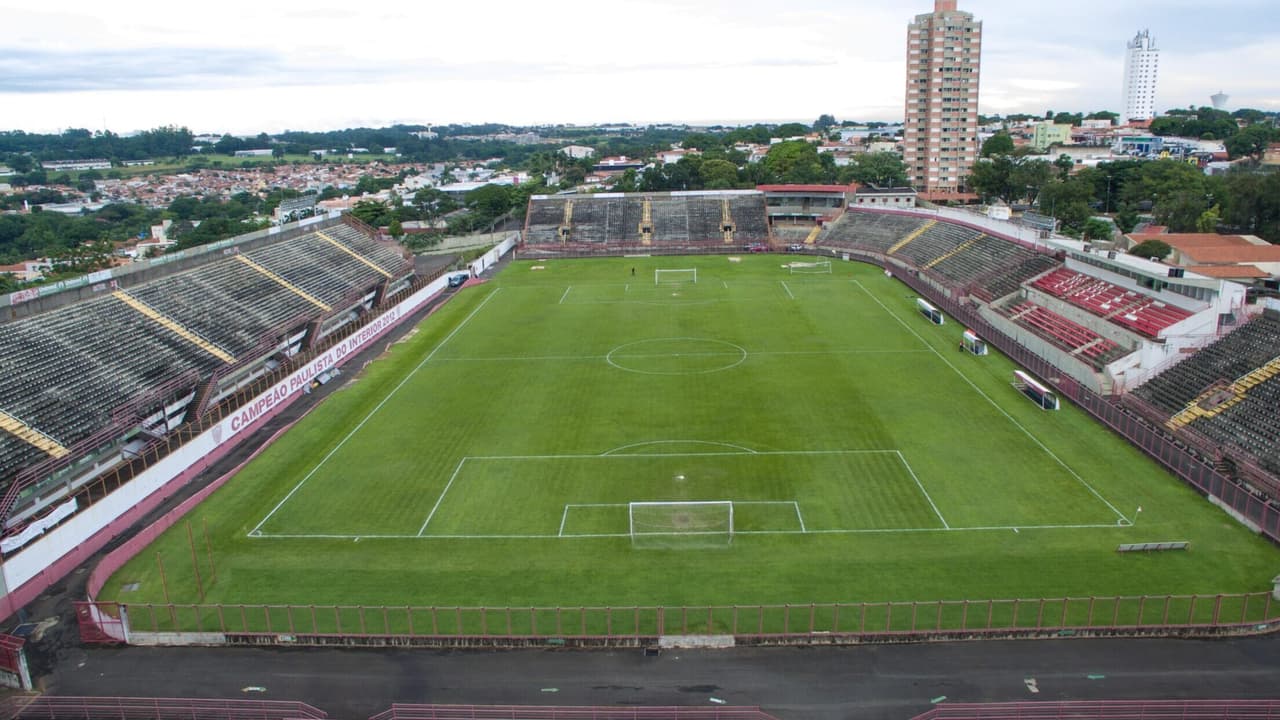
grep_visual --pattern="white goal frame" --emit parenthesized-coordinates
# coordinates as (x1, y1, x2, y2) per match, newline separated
(655, 268, 697, 285)
(788, 260, 832, 274)
(628, 500, 733, 545)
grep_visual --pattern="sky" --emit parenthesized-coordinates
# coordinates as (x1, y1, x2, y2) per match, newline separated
(2, 0, 1278, 136)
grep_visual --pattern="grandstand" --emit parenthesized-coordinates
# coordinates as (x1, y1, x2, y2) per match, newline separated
(0, 217, 412, 541)
(522, 191, 770, 251)
(1031, 267, 1195, 338)
(1130, 311, 1280, 475)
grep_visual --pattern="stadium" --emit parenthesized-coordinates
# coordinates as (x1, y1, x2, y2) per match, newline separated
(0, 190, 1279, 706)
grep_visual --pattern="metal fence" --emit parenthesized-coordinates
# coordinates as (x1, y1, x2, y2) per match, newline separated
(369, 707, 778, 720)
(1, 697, 328, 720)
(910, 700, 1280, 720)
(76, 592, 1280, 645)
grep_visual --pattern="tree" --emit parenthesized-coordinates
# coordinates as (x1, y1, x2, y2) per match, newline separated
(773, 123, 811, 139)
(1082, 218, 1113, 242)
(699, 159, 740, 190)
(1054, 154, 1075, 180)
(387, 218, 404, 239)
(1085, 111, 1119, 123)
(813, 114, 838, 133)
(1155, 191, 1209, 232)
(1114, 204, 1140, 234)
(464, 183, 514, 221)
(1196, 204, 1221, 233)
(1224, 124, 1277, 159)
(763, 141, 827, 184)
(350, 199, 392, 227)
(845, 152, 908, 187)
(980, 132, 1014, 158)
(1129, 239, 1172, 261)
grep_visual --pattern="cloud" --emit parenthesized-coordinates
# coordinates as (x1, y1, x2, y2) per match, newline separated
(0, 47, 296, 93)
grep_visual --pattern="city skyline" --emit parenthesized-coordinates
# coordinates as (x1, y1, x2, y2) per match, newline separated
(2, 0, 1278, 135)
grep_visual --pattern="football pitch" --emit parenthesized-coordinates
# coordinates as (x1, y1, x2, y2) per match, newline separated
(103, 255, 1279, 610)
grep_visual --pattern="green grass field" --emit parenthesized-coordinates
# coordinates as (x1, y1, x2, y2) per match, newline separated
(102, 255, 1279, 613)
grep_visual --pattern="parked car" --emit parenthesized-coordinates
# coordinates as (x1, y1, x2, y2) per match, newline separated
(448, 273, 469, 288)
(787, 244, 805, 252)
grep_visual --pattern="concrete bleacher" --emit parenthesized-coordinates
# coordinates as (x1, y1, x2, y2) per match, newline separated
(1194, 375, 1280, 474)
(929, 234, 1041, 286)
(0, 220, 410, 484)
(819, 212, 927, 252)
(522, 193, 770, 249)
(1032, 267, 1192, 338)
(1133, 313, 1280, 415)
(999, 299, 1130, 371)
(972, 254, 1060, 302)
(892, 221, 983, 267)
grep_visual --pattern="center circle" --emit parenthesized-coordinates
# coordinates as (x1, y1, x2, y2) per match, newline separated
(606, 337, 747, 375)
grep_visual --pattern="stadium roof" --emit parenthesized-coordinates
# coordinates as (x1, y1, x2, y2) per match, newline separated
(1187, 264, 1270, 279)
(755, 184, 852, 194)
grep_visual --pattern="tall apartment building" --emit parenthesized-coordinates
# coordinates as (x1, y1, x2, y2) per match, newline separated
(903, 0, 982, 196)
(1121, 30, 1159, 122)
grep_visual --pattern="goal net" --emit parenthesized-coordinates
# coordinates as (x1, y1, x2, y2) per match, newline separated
(629, 501, 733, 548)
(655, 268, 697, 285)
(788, 261, 832, 274)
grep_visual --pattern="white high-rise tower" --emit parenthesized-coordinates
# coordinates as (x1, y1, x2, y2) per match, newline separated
(1121, 30, 1159, 122)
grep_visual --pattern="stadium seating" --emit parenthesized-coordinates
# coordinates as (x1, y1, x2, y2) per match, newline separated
(892, 221, 983, 267)
(1193, 374, 1280, 474)
(998, 300, 1131, 371)
(1032, 267, 1192, 338)
(819, 212, 927, 252)
(0, 221, 411, 485)
(522, 193, 770, 249)
(1133, 313, 1280, 415)
(971, 254, 1060, 302)
(928, 234, 1041, 287)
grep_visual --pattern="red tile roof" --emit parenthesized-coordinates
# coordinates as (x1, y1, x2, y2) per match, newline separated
(1188, 265, 1270, 279)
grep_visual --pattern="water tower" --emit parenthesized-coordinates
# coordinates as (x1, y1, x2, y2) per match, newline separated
(1211, 91, 1230, 110)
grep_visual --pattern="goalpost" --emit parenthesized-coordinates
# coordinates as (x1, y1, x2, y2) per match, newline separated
(655, 268, 697, 285)
(629, 501, 733, 547)
(788, 260, 832, 274)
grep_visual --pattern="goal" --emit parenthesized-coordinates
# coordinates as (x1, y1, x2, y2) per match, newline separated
(788, 260, 832, 274)
(655, 268, 697, 285)
(629, 501, 733, 548)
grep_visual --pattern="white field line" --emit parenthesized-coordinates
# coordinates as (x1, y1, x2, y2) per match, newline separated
(419, 458, 469, 536)
(428, 348, 931, 364)
(247, 288, 502, 537)
(852, 280, 1130, 525)
(793, 501, 807, 533)
(722, 280, 729, 289)
(559, 286, 572, 304)
(558, 506, 570, 537)
(464, 449, 904, 461)
(602, 440, 758, 455)
(896, 451, 949, 529)
(781, 281, 795, 300)
(252, 521, 1131, 541)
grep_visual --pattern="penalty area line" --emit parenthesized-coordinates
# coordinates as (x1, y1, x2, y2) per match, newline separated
(897, 451, 949, 529)
(248, 289, 502, 538)
(419, 457, 468, 536)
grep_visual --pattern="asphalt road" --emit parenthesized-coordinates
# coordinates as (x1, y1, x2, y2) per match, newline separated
(42, 635, 1280, 720)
